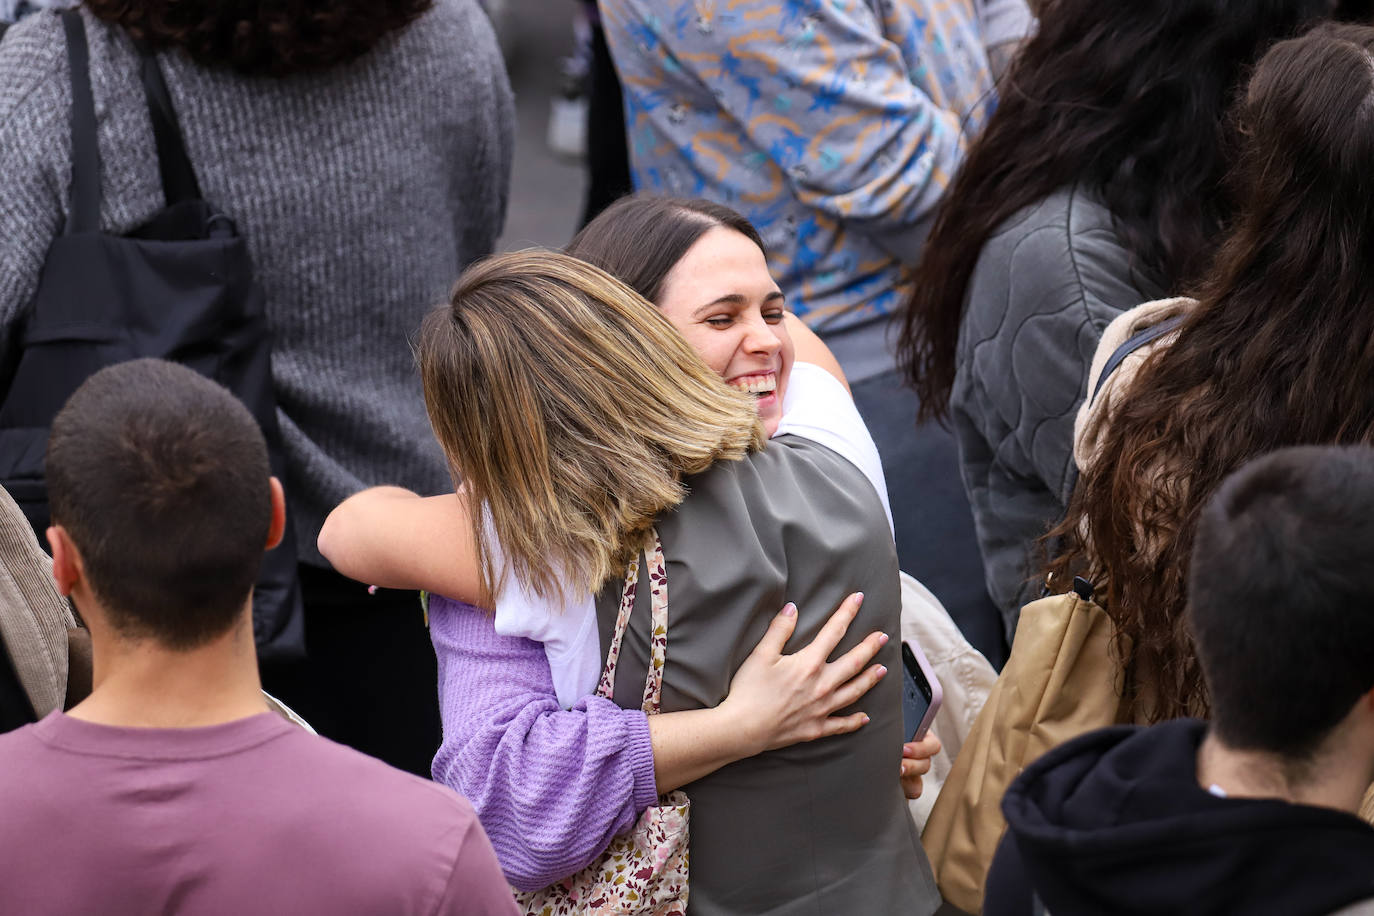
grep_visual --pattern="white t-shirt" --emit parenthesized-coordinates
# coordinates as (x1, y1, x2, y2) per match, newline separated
(492, 361, 890, 707)
(483, 510, 605, 710)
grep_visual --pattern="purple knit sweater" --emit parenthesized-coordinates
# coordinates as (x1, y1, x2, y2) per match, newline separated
(428, 594, 660, 891)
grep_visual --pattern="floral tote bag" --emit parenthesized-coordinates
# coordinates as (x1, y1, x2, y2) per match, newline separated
(516, 529, 689, 916)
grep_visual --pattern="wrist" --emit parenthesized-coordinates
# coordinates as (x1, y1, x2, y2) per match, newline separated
(713, 697, 767, 759)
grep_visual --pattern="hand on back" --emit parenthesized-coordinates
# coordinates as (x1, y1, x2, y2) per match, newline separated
(719, 592, 889, 756)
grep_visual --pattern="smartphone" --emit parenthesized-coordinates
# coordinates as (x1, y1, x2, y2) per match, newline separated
(901, 640, 943, 742)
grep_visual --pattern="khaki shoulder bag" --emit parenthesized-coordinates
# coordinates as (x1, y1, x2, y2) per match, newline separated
(921, 578, 1129, 914)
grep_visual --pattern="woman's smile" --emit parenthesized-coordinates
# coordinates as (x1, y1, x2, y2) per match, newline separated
(728, 370, 780, 412)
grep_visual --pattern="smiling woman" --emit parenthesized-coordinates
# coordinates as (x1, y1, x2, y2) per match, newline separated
(565, 195, 847, 431)
(319, 197, 936, 914)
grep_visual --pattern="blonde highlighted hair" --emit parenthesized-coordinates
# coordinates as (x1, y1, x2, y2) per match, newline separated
(420, 249, 765, 603)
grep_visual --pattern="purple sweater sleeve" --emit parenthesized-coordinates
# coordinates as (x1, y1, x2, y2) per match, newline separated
(428, 594, 660, 892)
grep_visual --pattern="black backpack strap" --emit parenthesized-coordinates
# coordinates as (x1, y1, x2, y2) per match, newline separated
(135, 40, 202, 206)
(1089, 314, 1185, 406)
(61, 9, 101, 235)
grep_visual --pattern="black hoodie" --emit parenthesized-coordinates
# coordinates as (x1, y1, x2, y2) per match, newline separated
(985, 720, 1374, 916)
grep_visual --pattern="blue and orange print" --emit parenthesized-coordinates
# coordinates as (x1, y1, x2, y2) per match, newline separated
(601, 0, 998, 331)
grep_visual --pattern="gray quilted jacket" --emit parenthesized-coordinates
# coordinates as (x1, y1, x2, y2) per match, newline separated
(950, 184, 1163, 635)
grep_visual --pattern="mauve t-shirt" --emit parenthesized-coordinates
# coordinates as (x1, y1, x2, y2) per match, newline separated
(0, 711, 518, 915)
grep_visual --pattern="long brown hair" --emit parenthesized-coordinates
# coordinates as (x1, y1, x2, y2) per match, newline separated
(1046, 23, 1374, 722)
(419, 250, 764, 605)
(899, 0, 1333, 421)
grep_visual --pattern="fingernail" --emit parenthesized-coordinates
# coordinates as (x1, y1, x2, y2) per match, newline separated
(782, 602, 797, 617)
(861, 713, 870, 724)
(877, 665, 888, 678)
(877, 632, 889, 646)
(854, 591, 865, 605)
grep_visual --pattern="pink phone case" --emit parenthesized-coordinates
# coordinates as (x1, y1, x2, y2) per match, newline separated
(902, 638, 944, 741)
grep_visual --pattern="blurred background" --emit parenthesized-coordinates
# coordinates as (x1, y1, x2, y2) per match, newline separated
(493, 0, 586, 251)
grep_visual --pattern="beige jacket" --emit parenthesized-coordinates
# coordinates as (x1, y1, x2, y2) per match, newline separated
(1074, 296, 1194, 476)
(899, 571, 998, 831)
(0, 485, 76, 717)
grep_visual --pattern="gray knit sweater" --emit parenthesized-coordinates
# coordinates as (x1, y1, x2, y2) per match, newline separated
(0, 2, 513, 565)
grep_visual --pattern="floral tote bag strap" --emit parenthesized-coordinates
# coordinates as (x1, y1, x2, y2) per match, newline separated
(595, 529, 670, 713)
(596, 543, 643, 700)
(639, 530, 669, 715)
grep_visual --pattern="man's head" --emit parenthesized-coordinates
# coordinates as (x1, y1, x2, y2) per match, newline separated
(1189, 444, 1374, 761)
(45, 359, 284, 650)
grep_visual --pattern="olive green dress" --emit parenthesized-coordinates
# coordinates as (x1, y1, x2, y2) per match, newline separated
(596, 435, 941, 915)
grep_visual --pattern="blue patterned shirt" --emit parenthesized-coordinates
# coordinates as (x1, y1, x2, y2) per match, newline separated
(600, 0, 1024, 348)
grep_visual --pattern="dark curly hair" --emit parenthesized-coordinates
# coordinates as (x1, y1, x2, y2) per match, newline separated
(84, 0, 435, 77)
(1047, 23, 1374, 723)
(898, 0, 1334, 422)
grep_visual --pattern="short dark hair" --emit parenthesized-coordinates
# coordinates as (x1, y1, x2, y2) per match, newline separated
(1188, 445, 1374, 759)
(46, 359, 273, 649)
(84, 0, 433, 77)
(566, 195, 767, 305)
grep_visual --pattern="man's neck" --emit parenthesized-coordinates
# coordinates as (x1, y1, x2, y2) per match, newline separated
(67, 610, 267, 729)
(1196, 730, 1372, 815)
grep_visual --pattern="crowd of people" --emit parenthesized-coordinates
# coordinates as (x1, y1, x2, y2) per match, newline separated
(1, 0, 1374, 914)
